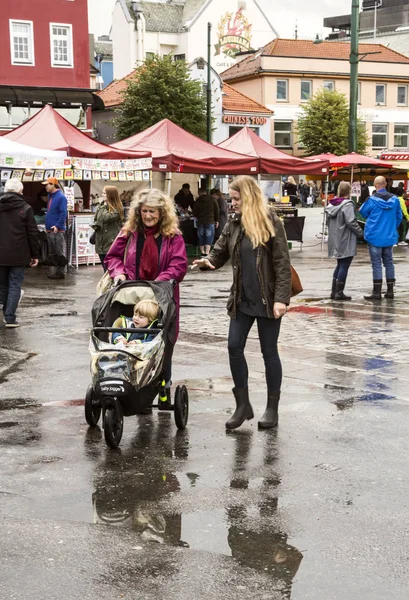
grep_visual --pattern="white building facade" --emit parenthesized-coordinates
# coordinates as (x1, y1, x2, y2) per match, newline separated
(112, 0, 277, 80)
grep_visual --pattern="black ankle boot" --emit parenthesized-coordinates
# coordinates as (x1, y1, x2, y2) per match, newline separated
(258, 390, 280, 429)
(364, 280, 382, 300)
(334, 280, 351, 301)
(384, 279, 395, 299)
(226, 388, 254, 430)
(330, 279, 336, 300)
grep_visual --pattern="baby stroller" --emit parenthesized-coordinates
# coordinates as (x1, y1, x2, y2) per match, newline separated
(85, 280, 189, 449)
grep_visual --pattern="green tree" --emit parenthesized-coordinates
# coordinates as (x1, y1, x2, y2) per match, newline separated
(114, 55, 207, 140)
(297, 88, 368, 155)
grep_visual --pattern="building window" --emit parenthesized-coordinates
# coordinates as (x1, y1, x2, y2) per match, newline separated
(50, 23, 73, 67)
(276, 80, 288, 102)
(376, 84, 386, 105)
(9, 20, 34, 65)
(174, 54, 186, 61)
(229, 126, 259, 137)
(372, 123, 388, 148)
(397, 85, 408, 106)
(324, 80, 335, 92)
(394, 124, 409, 148)
(274, 121, 292, 147)
(300, 80, 312, 101)
(146, 52, 155, 60)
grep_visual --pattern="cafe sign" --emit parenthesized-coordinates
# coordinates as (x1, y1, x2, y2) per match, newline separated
(215, 7, 252, 58)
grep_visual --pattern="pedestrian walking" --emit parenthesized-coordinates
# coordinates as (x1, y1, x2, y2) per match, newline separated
(192, 175, 291, 430)
(193, 187, 219, 256)
(211, 188, 228, 240)
(298, 180, 309, 207)
(325, 182, 363, 301)
(105, 188, 188, 402)
(359, 176, 402, 300)
(43, 177, 68, 280)
(92, 186, 124, 271)
(0, 179, 39, 328)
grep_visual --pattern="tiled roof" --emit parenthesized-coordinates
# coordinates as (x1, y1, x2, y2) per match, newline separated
(96, 71, 273, 116)
(223, 83, 272, 114)
(130, 1, 184, 33)
(96, 70, 138, 108)
(95, 41, 113, 60)
(222, 38, 409, 80)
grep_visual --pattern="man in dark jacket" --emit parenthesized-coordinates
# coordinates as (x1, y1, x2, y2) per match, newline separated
(43, 176, 68, 279)
(193, 187, 219, 256)
(174, 183, 194, 212)
(0, 179, 39, 328)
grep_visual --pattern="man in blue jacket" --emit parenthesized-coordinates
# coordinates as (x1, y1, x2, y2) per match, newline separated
(43, 177, 68, 280)
(359, 176, 402, 300)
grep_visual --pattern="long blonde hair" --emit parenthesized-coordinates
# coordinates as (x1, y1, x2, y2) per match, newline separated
(122, 188, 179, 237)
(229, 176, 275, 247)
(287, 176, 296, 185)
(104, 186, 124, 221)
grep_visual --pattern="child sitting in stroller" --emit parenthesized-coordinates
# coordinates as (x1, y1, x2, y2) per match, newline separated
(112, 299, 159, 346)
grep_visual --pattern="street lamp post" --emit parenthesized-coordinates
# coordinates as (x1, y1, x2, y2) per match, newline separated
(207, 22, 212, 143)
(348, 0, 360, 153)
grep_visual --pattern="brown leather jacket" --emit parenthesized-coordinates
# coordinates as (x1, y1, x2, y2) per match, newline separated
(207, 210, 292, 318)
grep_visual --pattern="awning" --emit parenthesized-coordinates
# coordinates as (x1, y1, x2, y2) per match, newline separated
(0, 87, 105, 110)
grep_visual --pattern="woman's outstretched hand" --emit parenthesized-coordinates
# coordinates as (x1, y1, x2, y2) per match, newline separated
(191, 258, 215, 270)
(273, 302, 287, 319)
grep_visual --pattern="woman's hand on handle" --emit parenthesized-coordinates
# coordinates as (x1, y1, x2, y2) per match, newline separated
(191, 258, 215, 270)
(114, 274, 126, 284)
(273, 302, 287, 319)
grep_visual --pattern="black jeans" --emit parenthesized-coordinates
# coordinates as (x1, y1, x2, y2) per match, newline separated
(228, 310, 282, 392)
(333, 256, 354, 283)
(0, 266, 25, 324)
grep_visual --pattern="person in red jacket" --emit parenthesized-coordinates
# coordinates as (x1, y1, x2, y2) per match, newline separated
(0, 179, 39, 328)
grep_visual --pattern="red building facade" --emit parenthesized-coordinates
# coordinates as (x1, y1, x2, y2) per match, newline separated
(0, 0, 102, 131)
(1, 0, 90, 88)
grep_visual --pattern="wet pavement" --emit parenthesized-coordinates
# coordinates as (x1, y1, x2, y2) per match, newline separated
(1, 208, 409, 599)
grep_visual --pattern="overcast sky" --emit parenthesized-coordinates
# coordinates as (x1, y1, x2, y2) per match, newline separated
(88, 0, 353, 40)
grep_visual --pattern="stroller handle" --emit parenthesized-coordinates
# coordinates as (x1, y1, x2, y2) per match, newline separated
(92, 327, 162, 335)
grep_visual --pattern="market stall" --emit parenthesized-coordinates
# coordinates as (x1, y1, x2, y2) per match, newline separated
(1, 105, 152, 267)
(218, 127, 329, 176)
(218, 128, 330, 246)
(113, 118, 261, 249)
(113, 118, 260, 176)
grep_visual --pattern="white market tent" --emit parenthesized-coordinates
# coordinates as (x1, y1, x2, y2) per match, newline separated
(0, 136, 67, 157)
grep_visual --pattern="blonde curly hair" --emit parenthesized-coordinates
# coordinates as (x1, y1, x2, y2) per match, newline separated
(122, 188, 179, 238)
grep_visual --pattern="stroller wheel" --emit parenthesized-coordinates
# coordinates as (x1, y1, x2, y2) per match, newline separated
(85, 385, 101, 427)
(104, 402, 124, 449)
(174, 385, 189, 430)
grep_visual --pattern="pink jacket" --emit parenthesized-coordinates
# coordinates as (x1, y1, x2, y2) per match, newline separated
(105, 231, 188, 337)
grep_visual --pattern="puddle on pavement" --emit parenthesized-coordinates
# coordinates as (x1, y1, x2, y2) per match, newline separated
(87, 422, 303, 594)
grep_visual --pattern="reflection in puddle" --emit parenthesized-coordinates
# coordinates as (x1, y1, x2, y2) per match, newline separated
(91, 423, 303, 597)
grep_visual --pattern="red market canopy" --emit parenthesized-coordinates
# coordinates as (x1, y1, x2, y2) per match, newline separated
(333, 152, 393, 168)
(113, 119, 259, 174)
(218, 127, 329, 175)
(307, 152, 393, 169)
(4, 105, 151, 160)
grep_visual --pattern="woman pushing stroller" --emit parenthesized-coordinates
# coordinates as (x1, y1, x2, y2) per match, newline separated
(104, 188, 188, 403)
